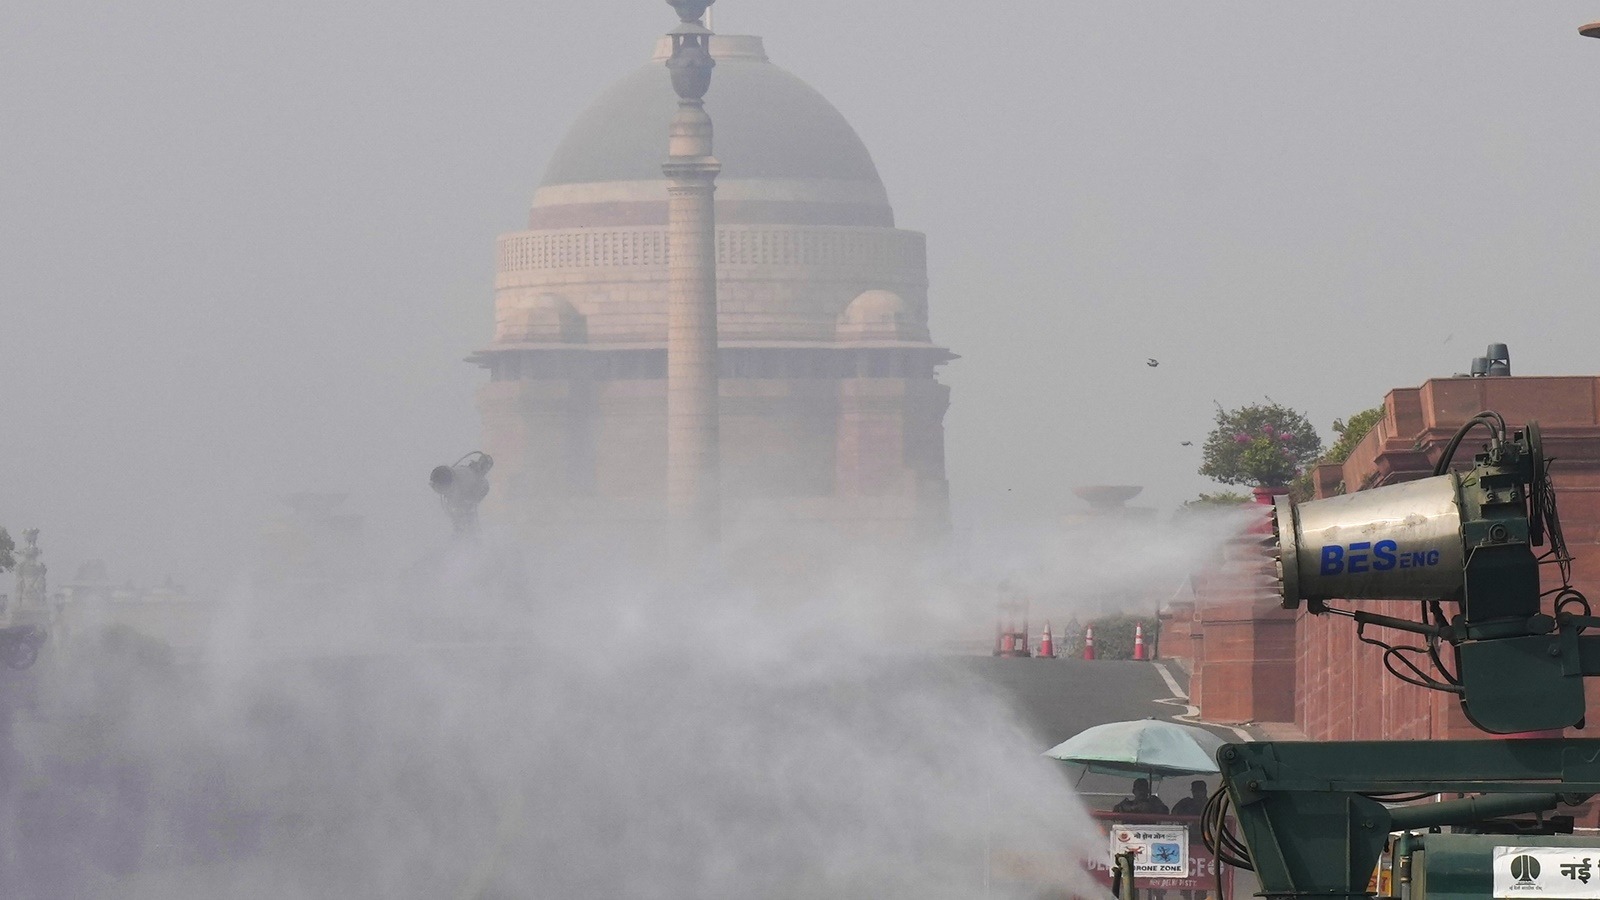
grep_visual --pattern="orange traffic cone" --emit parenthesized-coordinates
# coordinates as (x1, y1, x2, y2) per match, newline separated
(1133, 622, 1147, 660)
(1038, 622, 1054, 658)
(1082, 625, 1096, 661)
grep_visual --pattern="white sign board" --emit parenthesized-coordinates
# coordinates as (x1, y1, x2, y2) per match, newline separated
(1109, 825, 1189, 878)
(1494, 846, 1600, 898)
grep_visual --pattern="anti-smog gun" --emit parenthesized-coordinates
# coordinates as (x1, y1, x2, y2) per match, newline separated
(1205, 412, 1600, 898)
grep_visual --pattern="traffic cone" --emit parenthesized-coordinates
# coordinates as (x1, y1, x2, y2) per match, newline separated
(1038, 622, 1054, 659)
(1082, 625, 1096, 661)
(1133, 622, 1147, 660)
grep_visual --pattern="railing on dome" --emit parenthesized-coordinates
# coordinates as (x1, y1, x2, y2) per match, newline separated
(495, 225, 926, 275)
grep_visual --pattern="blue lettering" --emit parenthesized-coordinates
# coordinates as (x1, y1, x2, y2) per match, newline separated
(1373, 540, 1398, 571)
(1347, 541, 1371, 574)
(1322, 543, 1440, 574)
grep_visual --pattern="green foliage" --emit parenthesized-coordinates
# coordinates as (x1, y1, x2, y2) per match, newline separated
(1183, 491, 1252, 508)
(1288, 406, 1385, 500)
(0, 528, 13, 573)
(1087, 614, 1161, 660)
(1326, 407, 1385, 465)
(1199, 402, 1322, 488)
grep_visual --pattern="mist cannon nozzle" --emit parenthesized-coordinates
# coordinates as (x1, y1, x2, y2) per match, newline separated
(1270, 475, 1469, 610)
(430, 451, 493, 537)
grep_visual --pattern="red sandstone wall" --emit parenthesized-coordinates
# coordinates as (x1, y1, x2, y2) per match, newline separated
(1190, 528, 1298, 725)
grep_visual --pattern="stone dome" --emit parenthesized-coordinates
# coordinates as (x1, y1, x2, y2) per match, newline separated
(529, 35, 894, 229)
(836, 290, 928, 343)
(498, 293, 586, 343)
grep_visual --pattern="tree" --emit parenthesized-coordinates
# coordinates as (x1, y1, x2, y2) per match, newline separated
(1289, 406, 1384, 499)
(1199, 402, 1322, 488)
(1183, 490, 1252, 508)
(1326, 407, 1385, 465)
(0, 527, 13, 573)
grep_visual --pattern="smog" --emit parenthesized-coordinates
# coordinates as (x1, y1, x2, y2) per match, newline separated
(0, 517, 1262, 899)
(15, 2, 1590, 896)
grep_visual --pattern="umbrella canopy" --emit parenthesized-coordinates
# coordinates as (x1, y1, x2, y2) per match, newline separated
(1043, 719, 1228, 778)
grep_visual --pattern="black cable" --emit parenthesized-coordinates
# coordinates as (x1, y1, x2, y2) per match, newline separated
(1384, 646, 1461, 694)
(1207, 788, 1228, 900)
(1357, 625, 1461, 694)
(1426, 601, 1461, 686)
(1202, 786, 1253, 870)
(1432, 412, 1506, 477)
(1538, 459, 1573, 584)
(1556, 589, 1592, 633)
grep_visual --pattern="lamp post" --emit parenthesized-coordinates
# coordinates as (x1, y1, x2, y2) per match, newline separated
(663, 0, 722, 547)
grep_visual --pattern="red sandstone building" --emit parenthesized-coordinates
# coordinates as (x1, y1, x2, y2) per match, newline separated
(1176, 375, 1600, 740)
(473, 34, 953, 548)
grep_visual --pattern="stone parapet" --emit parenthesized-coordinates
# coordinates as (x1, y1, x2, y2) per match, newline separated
(497, 225, 926, 282)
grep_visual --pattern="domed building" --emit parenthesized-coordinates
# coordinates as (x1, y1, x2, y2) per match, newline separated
(474, 33, 953, 545)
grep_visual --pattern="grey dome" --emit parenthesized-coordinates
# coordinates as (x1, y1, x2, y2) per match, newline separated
(540, 36, 885, 189)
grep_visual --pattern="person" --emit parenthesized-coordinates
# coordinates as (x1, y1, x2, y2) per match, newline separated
(1171, 780, 1207, 818)
(1113, 777, 1170, 814)
(1170, 782, 1210, 900)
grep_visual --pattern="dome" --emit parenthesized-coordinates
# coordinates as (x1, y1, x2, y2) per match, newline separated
(530, 35, 894, 229)
(498, 293, 586, 343)
(836, 290, 928, 343)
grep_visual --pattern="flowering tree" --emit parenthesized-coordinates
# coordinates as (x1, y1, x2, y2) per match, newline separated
(1199, 402, 1322, 488)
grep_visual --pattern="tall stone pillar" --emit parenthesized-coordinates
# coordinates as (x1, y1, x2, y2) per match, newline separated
(663, 0, 721, 544)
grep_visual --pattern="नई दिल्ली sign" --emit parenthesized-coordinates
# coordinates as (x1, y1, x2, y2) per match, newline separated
(1495, 846, 1600, 898)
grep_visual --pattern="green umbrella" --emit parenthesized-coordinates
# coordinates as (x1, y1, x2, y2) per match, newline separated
(1043, 719, 1227, 778)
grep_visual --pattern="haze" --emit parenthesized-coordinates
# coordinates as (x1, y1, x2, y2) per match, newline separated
(4, 1, 1598, 588)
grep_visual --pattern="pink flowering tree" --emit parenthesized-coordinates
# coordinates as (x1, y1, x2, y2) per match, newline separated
(1199, 402, 1322, 488)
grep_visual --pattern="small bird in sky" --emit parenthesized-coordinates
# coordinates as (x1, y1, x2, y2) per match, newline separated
(1181, 441, 1193, 446)
(1146, 358, 1159, 367)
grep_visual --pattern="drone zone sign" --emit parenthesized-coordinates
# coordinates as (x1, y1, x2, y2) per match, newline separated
(1110, 825, 1189, 878)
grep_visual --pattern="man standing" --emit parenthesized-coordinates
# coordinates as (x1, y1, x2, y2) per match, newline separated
(1172, 780, 1207, 818)
(1170, 782, 1210, 900)
(1113, 778, 1169, 814)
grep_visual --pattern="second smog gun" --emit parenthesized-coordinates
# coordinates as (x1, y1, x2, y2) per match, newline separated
(1205, 412, 1600, 899)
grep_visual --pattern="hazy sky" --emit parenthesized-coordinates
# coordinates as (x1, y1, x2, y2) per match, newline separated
(4, 1, 1600, 589)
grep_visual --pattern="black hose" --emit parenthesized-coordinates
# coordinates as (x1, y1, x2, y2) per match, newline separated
(1432, 412, 1506, 476)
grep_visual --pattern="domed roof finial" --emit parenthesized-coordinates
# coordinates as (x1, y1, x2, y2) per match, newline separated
(665, 0, 716, 102)
(667, 0, 713, 25)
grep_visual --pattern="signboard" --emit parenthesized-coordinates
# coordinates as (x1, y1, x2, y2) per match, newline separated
(1109, 824, 1190, 879)
(1082, 812, 1229, 893)
(1494, 846, 1600, 898)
